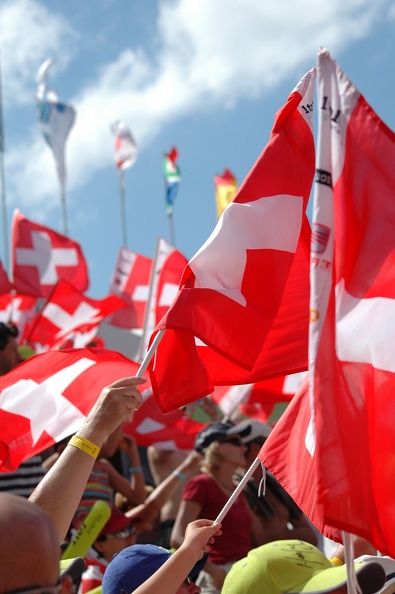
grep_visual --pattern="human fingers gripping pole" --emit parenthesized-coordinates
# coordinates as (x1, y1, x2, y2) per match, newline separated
(214, 457, 260, 524)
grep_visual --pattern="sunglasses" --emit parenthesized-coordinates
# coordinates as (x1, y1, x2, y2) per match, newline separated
(220, 437, 243, 447)
(106, 526, 137, 539)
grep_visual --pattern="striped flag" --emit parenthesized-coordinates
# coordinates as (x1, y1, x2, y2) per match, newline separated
(111, 120, 138, 170)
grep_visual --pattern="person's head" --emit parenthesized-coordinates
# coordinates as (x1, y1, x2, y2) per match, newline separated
(0, 492, 72, 594)
(93, 508, 137, 562)
(222, 539, 386, 594)
(232, 419, 272, 465)
(194, 422, 246, 472)
(102, 544, 204, 594)
(0, 322, 22, 376)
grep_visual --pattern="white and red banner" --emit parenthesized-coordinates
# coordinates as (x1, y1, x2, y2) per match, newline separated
(11, 210, 89, 298)
(108, 247, 152, 330)
(148, 69, 316, 412)
(0, 348, 145, 471)
(123, 387, 206, 451)
(261, 49, 395, 557)
(138, 237, 187, 361)
(111, 120, 138, 171)
(26, 279, 126, 350)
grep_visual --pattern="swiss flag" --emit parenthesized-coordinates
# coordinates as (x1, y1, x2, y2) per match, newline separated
(261, 49, 395, 557)
(26, 279, 126, 349)
(123, 387, 206, 450)
(0, 348, 145, 471)
(108, 247, 152, 329)
(0, 261, 12, 295)
(11, 210, 89, 298)
(148, 68, 315, 412)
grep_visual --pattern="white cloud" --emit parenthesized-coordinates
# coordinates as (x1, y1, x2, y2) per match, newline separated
(2, 0, 391, 211)
(0, 0, 76, 105)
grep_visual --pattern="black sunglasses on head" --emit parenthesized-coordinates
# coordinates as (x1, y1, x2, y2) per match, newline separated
(220, 436, 243, 447)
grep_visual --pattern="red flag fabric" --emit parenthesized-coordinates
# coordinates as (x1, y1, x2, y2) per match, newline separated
(108, 247, 152, 329)
(0, 348, 144, 471)
(26, 279, 126, 349)
(148, 68, 316, 412)
(0, 261, 12, 295)
(122, 387, 206, 450)
(261, 49, 395, 557)
(11, 210, 89, 298)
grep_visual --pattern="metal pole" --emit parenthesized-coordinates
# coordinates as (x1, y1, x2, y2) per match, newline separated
(119, 169, 128, 248)
(60, 182, 69, 236)
(0, 54, 9, 271)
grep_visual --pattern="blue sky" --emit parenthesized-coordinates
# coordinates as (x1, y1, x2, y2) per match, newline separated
(0, 0, 394, 298)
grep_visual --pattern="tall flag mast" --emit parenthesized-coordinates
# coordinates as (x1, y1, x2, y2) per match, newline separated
(110, 120, 138, 249)
(163, 146, 180, 246)
(0, 53, 8, 272)
(36, 58, 76, 236)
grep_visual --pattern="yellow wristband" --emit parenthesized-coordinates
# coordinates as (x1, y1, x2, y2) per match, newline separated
(329, 557, 344, 566)
(68, 435, 100, 460)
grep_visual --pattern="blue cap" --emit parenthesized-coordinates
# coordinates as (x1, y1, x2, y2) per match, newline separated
(102, 544, 207, 594)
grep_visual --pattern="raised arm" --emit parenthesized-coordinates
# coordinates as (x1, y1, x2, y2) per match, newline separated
(29, 376, 145, 543)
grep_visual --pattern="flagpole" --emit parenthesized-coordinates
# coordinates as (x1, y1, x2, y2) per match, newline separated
(167, 212, 176, 246)
(60, 181, 69, 237)
(0, 54, 8, 272)
(215, 457, 260, 524)
(119, 169, 128, 248)
(136, 329, 165, 377)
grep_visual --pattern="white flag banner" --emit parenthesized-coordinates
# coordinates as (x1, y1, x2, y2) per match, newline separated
(111, 120, 138, 171)
(36, 58, 76, 189)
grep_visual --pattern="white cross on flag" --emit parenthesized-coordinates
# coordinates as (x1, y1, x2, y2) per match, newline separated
(0, 293, 38, 339)
(148, 68, 315, 412)
(26, 279, 126, 350)
(108, 247, 152, 329)
(11, 210, 89, 298)
(0, 348, 145, 472)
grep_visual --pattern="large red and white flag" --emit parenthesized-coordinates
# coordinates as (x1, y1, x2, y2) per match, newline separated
(148, 69, 316, 412)
(138, 237, 187, 360)
(108, 247, 152, 329)
(123, 387, 206, 450)
(0, 261, 12, 295)
(261, 49, 395, 557)
(26, 279, 126, 350)
(11, 210, 89, 298)
(0, 348, 146, 471)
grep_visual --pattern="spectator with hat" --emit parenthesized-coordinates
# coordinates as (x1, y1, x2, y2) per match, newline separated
(102, 518, 222, 594)
(221, 538, 386, 594)
(170, 422, 264, 593)
(78, 507, 137, 594)
(235, 418, 318, 546)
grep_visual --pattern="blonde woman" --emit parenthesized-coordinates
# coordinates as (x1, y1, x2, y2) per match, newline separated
(170, 422, 264, 594)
